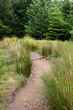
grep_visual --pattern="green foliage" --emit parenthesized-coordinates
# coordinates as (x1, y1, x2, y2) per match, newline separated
(46, 1, 71, 40)
(0, 0, 14, 36)
(25, 0, 50, 39)
(70, 30, 73, 40)
(12, 0, 31, 36)
(0, 0, 73, 40)
(0, 20, 12, 37)
(0, 0, 31, 37)
(62, 0, 71, 20)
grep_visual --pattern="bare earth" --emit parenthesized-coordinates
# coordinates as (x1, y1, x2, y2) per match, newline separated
(6, 52, 51, 110)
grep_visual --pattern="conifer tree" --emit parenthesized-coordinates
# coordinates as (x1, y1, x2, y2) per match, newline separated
(62, 0, 71, 20)
(0, 0, 14, 36)
(12, 0, 31, 36)
(46, 1, 71, 40)
(0, 20, 12, 37)
(0, 0, 14, 25)
(25, 0, 50, 39)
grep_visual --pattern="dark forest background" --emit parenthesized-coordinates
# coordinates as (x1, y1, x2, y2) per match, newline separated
(0, 0, 73, 40)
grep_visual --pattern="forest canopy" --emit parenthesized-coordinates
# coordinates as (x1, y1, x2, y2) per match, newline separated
(0, 0, 73, 40)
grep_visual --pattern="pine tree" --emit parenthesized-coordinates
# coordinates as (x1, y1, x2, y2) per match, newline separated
(62, 0, 73, 40)
(46, 1, 71, 40)
(0, 0, 14, 25)
(25, 0, 50, 39)
(0, 0, 31, 37)
(12, 0, 31, 37)
(0, 20, 12, 37)
(0, 0, 14, 36)
(62, 0, 71, 20)
(69, 1, 73, 26)
(69, 1, 73, 40)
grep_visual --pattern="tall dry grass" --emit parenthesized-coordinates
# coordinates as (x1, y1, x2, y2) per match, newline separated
(43, 42, 73, 110)
(1, 37, 72, 110)
(0, 37, 32, 110)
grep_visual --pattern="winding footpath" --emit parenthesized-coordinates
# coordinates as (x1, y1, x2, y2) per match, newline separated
(6, 52, 51, 110)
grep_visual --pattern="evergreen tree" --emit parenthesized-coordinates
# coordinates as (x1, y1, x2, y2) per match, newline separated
(12, 0, 31, 37)
(0, 0, 14, 36)
(0, 0, 73, 40)
(69, 1, 73, 40)
(46, 1, 71, 40)
(69, 1, 73, 26)
(0, 0, 31, 37)
(0, 20, 12, 37)
(0, 0, 14, 26)
(25, 0, 51, 39)
(62, 0, 71, 20)
(62, 0, 73, 40)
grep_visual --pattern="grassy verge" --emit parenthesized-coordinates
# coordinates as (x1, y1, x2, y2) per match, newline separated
(0, 37, 32, 110)
(43, 42, 73, 110)
(22, 37, 73, 110)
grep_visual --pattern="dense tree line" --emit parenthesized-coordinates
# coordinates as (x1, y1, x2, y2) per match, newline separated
(0, 0, 73, 40)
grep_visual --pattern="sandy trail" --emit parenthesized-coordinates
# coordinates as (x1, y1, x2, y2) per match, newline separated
(6, 52, 51, 110)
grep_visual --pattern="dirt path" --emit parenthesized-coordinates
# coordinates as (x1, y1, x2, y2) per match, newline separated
(6, 52, 51, 110)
